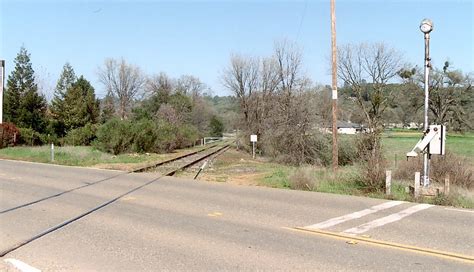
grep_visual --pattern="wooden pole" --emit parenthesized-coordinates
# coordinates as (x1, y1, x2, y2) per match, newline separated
(444, 176, 450, 195)
(414, 172, 421, 198)
(330, 0, 338, 172)
(252, 141, 255, 159)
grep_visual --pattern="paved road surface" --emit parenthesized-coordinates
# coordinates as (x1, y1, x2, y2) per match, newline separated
(1, 159, 473, 271)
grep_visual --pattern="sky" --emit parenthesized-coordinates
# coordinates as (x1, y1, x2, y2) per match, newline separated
(1, 0, 473, 98)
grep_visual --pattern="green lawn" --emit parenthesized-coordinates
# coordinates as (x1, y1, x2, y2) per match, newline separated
(382, 131, 474, 164)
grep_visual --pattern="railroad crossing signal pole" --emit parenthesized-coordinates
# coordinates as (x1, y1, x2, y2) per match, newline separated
(330, 0, 338, 171)
(420, 19, 433, 187)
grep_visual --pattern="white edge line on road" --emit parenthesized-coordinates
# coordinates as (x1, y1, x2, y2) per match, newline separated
(4, 258, 41, 272)
(305, 200, 405, 230)
(343, 203, 434, 235)
(445, 208, 474, 214)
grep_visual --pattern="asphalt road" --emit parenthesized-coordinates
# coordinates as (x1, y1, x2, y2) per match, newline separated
(0, 159, 473, 271)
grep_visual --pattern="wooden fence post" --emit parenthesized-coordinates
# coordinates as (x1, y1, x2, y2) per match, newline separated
(385, 170, 392, 195)
(444, 176, 450, 195)
(414, 172, 420, 198)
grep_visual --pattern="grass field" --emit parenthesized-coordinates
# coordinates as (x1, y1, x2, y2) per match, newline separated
(0, 145, 204, 171)
(382, 131, 474, 162)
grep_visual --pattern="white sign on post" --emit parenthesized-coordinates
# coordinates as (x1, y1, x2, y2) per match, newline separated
(250, 134, 257, 159)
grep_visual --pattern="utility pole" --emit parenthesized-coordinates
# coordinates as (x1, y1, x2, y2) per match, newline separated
(0, 60, 5, 124)
(330, 0, 338, 171)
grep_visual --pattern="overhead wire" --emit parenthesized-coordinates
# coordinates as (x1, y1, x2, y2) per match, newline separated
(295, 0, 309, 42)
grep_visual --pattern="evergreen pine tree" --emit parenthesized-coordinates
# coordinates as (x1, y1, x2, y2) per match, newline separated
(4, 46, 47, 131)
(209, 115, 224, 137)
(100, 91, 115, 123)
(63, 76, 99, 130)
(51, 62, 76, 136)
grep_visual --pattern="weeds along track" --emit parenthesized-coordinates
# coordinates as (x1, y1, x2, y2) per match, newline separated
(0, 142, 231, 257)
(0, 143, 220, 215)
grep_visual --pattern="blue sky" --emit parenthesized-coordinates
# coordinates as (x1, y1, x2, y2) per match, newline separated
(1, 0, 473, 97)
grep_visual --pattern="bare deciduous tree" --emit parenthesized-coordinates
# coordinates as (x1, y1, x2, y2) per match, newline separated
(222, 40, 321, 165)
(428, 63, 473, 130)
(338, 43, 402, 133)
(144, 72, 174, 107)
(222, 54, 259, 131)
(337, 43, 402, 187)
(252, 56, 279, 135)
(98, 58, 145, 119)
(176, 75, 207, 101)
(274, 39, 305, 95)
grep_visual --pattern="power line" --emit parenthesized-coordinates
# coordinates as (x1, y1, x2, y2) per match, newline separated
(295, 0, 308, 42)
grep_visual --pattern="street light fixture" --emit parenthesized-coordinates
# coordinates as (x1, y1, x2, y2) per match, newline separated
(420, 18, 433, 187)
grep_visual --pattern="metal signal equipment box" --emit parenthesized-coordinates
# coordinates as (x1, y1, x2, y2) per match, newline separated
(428, 125, 445, 155)
(406, 125, 446, 158)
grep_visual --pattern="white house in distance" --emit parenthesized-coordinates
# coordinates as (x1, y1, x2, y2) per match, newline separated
(319, 121, 365, 135)
(336, 121, 364, 134)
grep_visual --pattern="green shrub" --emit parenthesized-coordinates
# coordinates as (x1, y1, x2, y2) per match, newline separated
(94, 117, 202, 155)
(154, 120, 178, 153)
(209, 116, 224, 137)
(132, 119, 160, 153)
(338, 136, 358, 166)
(311, 134, 332, 166)
(18, 127, 47, 146)
(94, 119, 134, 155)
(176, 124, 200, 149)
(64, 124, 97, 146)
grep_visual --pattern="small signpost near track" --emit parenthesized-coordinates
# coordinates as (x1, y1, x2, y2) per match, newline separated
(250, 134, 257, 159)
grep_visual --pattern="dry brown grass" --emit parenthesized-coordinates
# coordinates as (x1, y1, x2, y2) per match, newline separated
(289, 167, 317, 191)
(395, 152, 473, 189)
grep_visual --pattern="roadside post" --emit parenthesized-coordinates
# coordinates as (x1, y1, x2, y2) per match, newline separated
(51, 143, 55, 162)
(444, 177, 450, 195)
(250, 134, 257, 159)
(414, 172, 420, 198)
(385, 170, 392, 195)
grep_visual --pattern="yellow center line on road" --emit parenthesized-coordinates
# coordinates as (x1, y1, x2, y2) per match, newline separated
(283, 227, 474, 264)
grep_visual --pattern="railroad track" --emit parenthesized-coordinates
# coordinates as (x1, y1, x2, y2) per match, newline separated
(0, 142, 231, 257)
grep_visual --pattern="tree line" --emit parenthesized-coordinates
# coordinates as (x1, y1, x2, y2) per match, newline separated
(222, 39, 472, 188)
(0, 46, 226, 153)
